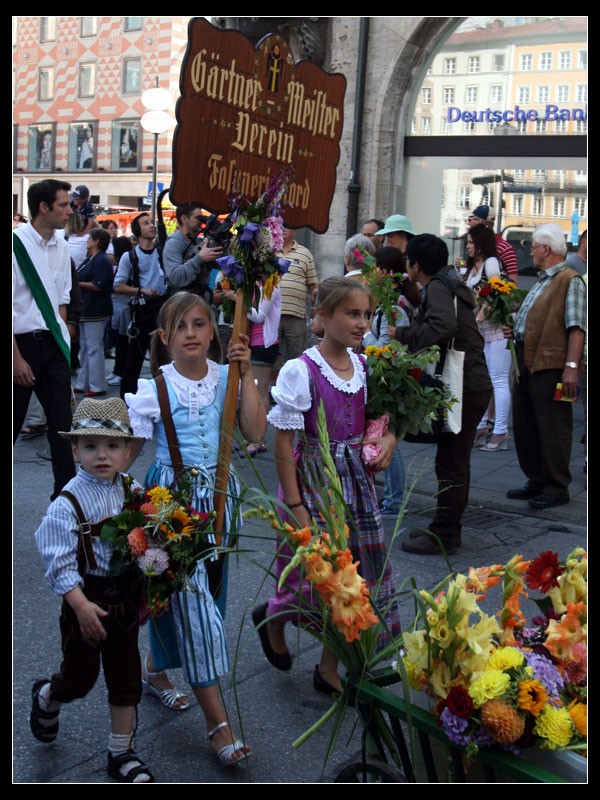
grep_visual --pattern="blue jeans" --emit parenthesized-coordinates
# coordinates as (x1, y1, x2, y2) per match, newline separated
(381, 443, 405, 512)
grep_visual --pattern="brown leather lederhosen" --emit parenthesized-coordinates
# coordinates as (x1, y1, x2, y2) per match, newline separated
(59, 481, 139, 631)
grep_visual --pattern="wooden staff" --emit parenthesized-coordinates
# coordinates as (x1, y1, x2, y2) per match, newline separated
(213, 287, 248, 543)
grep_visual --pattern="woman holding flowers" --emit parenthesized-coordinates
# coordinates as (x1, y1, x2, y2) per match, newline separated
(465, 224, 513, 451)
(253, 276, 401, 695)
(362, 246, 421, 518)
(125, 291, 266, 767)
(390, 234, 492, 556)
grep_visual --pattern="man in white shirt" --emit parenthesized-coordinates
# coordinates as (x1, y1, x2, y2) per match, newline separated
(13, 179, 77, 499)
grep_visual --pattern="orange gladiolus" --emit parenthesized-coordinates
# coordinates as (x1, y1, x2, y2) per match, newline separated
(304, 551, 333, 585)
(291, 525, 312, 547)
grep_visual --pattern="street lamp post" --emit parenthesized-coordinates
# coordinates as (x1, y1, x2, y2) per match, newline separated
(140, 86, 173, 225)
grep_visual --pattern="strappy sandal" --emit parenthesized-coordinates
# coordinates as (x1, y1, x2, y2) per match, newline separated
(30, 679, 60, 743)
(107, 750, 155, 783)
(208, 721, 252, 767)
(141, 658, 190, 711)
(473, 427, 489, 448)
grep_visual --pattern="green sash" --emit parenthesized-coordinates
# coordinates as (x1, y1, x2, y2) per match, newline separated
(13, 232, 71, 365)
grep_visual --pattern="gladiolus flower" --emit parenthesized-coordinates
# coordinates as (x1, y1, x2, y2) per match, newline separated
(290, 525, 312, 547)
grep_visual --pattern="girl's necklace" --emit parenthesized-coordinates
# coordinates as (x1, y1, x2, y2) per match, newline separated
(318, 344, 353, 373)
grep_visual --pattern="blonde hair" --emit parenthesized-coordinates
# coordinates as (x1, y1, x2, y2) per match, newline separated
(315, 275, 372, 317)
(149, 291, 222, 375)
(65, 211, 86, 236)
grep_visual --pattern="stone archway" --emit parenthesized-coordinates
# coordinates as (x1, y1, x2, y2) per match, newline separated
(360, 17, 466, 223)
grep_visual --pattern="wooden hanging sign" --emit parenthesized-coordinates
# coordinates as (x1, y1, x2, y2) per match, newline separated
(170, 16, 346, 233)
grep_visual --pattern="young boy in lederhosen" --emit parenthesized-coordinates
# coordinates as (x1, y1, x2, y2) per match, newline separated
(31, 397, 154, 783)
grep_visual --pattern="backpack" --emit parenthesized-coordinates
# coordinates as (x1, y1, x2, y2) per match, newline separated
(127, 248, 167, 332)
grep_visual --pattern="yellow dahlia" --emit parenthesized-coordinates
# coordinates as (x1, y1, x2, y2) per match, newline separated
(481, 699, 526, 744)
(487, 646, 524, 672)
(147, 486, 172, 507)
(568, 700, 587, 738)
(517, 680, 548, 716)
(469, 669, 511, 707)
(534, 705, 575, 749)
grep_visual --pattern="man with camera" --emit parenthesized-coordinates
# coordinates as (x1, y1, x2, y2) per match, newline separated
(113, 213, 168, 398)
(162, 202, 224, 299)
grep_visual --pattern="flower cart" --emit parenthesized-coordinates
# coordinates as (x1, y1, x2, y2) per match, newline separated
(334, 549, 587, 783)
(336, 667, 586, 783)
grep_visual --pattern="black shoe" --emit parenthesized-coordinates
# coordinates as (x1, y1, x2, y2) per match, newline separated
(313, 665, 339, 696)
(506, 483, 543, 500)
(401, 534, 460, 555)
(30, 679, 59, 743)
(107, 750, 154, 783)
(527, 493, 569, 510)
(251, 603, 292, 671)
(313, 666, 356, 706)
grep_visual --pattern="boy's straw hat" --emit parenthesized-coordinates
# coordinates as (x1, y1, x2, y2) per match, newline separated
(59, 397, 144, 441)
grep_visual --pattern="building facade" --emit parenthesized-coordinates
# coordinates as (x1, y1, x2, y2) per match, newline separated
(12, 16, 192, 212)
(13, 16, 587, 276)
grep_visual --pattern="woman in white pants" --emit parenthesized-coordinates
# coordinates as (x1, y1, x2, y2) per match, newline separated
(465, 225, 512, 451)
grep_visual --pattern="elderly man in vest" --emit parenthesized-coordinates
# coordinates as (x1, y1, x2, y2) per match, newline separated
(505, 223, 586, 510)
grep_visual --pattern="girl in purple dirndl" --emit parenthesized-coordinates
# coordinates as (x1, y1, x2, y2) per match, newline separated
(252, 277, 400, 694)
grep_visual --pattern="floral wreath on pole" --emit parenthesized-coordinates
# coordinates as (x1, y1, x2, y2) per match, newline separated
(216, 165, 295, 311)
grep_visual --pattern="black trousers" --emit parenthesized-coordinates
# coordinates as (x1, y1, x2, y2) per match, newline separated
(13, 331, 76, 499)
(119, 324, 153, 399)
(429, 387, 492, 543)
(512, 348, 573, 500)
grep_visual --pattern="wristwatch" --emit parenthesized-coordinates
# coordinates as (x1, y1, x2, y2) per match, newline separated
(565, 361, 578, 369)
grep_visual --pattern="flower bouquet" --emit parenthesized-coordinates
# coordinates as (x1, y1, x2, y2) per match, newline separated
(216, 165, 294, 311)
(475, 275, 528, 380)
(401, 547, 587, 760)
(353, 244, 405, 326)
(363, 340, 456, 441)
(101, 471, 216, 617)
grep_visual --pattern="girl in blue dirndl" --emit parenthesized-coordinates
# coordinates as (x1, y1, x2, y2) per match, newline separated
(126, 291, 266, 767)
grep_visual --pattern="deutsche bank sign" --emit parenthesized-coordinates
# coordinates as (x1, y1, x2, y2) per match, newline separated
(447, 105, 588, 124)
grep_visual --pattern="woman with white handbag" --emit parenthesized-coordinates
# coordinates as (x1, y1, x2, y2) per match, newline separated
(388, 234, 492, 555)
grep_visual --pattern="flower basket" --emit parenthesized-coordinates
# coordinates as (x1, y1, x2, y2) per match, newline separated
(400, 549, 587, 764)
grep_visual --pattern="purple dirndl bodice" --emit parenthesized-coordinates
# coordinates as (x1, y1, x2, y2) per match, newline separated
(300, 353, 366, 442)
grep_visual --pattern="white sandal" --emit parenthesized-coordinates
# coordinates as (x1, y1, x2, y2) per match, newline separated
(208, 721, 252, 767)
(141, 658, 190, 711)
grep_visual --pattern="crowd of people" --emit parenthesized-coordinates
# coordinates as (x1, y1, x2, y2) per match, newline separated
(14, 178, 586, 782)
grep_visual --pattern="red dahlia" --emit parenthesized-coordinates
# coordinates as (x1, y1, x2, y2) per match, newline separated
(446, 685, 475, 718)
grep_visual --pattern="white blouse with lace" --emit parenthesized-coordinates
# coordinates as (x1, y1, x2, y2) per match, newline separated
(267, 346, 366, 431)
(125, 360, 223, 440)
